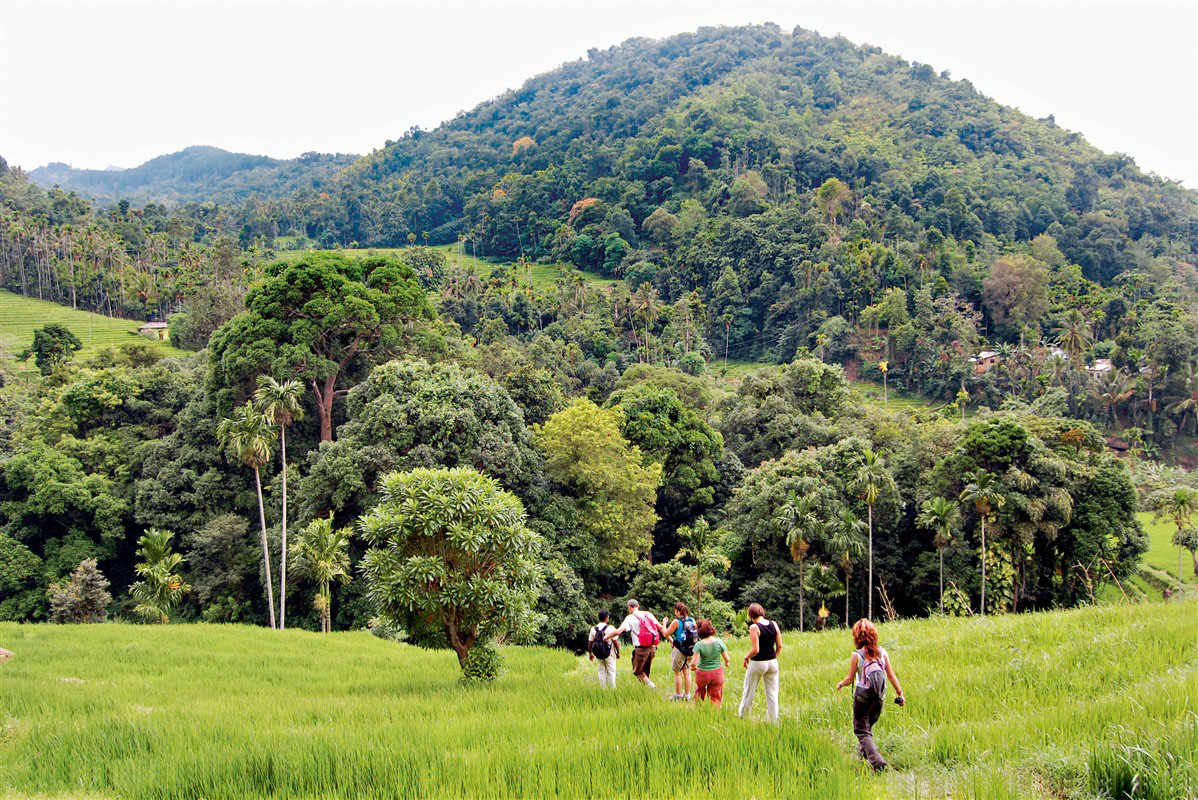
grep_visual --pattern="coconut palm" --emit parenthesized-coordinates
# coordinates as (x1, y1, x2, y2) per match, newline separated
(776, 491, 818, 631)
(1167, 363, 1198, 435)
(916, 497, 960, 614)
(632, 282, 662, 362)
(851, 449, 896, 620)
(1053, 309, 1092, 362)
(290, 516, 352, 633)
(254, 375, 305, 630)
(960, 470, 1005, 615)
(217, 401, 278, 629)
(1093, 369, 1135, 428)
(827, 509, 866, 626)
(1152, 486, 1198, 593)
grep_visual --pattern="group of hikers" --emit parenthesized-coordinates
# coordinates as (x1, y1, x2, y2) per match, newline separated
(587, 598, 905, 771)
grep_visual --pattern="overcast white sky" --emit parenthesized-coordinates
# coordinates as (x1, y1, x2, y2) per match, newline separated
(1, 1, 1196, 186)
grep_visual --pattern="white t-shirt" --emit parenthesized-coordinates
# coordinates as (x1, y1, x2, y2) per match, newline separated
(618, 611, 659, 643)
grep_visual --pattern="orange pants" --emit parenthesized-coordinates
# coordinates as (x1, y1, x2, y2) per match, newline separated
(695, 667, 725, 705)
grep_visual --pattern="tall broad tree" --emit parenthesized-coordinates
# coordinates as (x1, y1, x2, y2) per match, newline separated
(359, 467, 544, 680)
(217, 401, 278, 629)
(208, 253, 433, 442)
(916, 497, 960, 614)
(254, 375, 304, 629)
(960, 470, 1005, 615)
(851, 449, 895, 621)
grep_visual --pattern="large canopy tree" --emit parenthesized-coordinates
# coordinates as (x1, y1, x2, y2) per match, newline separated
(208, 253, 433, 442)
(359, 467, 543, 679)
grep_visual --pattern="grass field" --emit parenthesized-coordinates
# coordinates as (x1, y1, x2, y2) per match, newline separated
(1136, 511, 1197, 585)
(273, 245, 619, 292)
(1, 601, 1194, 799)
(0, 290, 187, 368)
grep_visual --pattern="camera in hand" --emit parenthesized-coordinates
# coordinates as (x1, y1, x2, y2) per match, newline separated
(894, 695, 906, 706)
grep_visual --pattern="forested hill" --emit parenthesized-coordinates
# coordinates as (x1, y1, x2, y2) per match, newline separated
(315, 23, 1195, 269)
(29, 146, 357, 205)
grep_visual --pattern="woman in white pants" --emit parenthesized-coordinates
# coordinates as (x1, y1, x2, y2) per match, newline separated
(737, 603, 782, 722)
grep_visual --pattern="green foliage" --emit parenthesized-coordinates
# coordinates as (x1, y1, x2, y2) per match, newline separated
(129, 528, 189, 624)
(459, 640, 503, 684)
(299, 358, 539, 525)
(289, 515, 351, 633)
(0, 534, 44, 621)
(359, 467, 544, 674)
(534, 399, 661, 575)
(19, 323, 82, 374)
(47, 558, 111, 623)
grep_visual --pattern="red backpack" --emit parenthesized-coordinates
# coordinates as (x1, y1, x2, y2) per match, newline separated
(635, 612, 660, 646)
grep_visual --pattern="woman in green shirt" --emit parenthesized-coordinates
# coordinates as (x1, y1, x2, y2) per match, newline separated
(692, 619, 730, 706)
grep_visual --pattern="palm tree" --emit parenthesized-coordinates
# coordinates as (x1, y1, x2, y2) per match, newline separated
(676, 518, 730, 617)
(129, 528, 189, 624)
(916, 497, 960, 613)
(775, 491, 818, 631)
(290, 516, 352, 633)
(960, 470, 1005, 615)
(632, 282, 662, 362)
(851, 449, 895, 620)
(1167, 363, 1198, 435)
(254, 375, 305, 630)
(879, 360, 889, 408)
(217, 401, 278, 629)
(1152, 486, 1197, 594)
(827, 509, 866, 626)
(1053, 309, 1092, 362)
(1093, 369, 1134, 428)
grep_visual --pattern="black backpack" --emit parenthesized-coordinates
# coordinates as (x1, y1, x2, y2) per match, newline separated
(674, 616, 698, 654)
(590, 624, 613, 659)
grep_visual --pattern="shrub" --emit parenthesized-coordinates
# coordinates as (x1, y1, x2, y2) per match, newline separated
(47, 559, 112, 624)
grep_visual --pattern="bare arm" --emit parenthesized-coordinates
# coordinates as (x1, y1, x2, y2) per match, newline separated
(836, 653, 859, 692)
(743, 623, 760, 666)
(721, 644, 731, 669)
(664, 619, 679, 638)
(774, 625, 783, 657)
(885, 657, 903, 697)
(603, 620, 630, 641)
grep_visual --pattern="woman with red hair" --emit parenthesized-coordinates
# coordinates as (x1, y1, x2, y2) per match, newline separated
(835, 618, 905, 771)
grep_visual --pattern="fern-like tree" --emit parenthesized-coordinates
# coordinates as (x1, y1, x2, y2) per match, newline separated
(851, 449, 895, 620)
(359, 467, 544, 680)
(960, 470, 1005, 615)
(47, 559, 111, 623)
(217, 401, 278, 629)
(776, 491, 818, 631)
(129, 529, 190, 624)
(916, 497, 960, 614)
(1151, 486, 1198, 593)
(827, 509, 866, 626)
(254, 375, 305, 630)
(290, 516, 351, 633)
(675, 518, 730, 617)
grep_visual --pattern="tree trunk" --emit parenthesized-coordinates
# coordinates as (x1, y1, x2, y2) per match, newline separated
(867, 504, 874, 621)
(310, 376, 337, 442)
(799, 558, 805, 633)
(980, 517, 987, 616)
(279, 425, 288, 630)
(255, 467, 277, 629)
(939, 549, 945, 614)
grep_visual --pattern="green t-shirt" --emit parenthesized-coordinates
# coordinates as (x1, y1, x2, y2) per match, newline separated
(694, 637, 728, 671)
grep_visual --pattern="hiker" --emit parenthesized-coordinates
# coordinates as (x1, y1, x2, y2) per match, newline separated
(835, 618, 905, 771)
(737, 603, 782, 722)
(605, 599, 666, 688)
(587, 609, 620, 689)
(692, 618, 729, 706)
(662, 601, 698, 700)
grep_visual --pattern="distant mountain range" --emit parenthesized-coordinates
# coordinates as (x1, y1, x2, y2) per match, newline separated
(29, 146, 358, 205)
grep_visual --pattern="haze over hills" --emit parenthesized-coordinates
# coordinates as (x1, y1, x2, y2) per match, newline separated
(28, 145, 357, 206)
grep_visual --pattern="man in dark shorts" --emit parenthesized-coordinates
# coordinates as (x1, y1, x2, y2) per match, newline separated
(606, 599, 665, 688)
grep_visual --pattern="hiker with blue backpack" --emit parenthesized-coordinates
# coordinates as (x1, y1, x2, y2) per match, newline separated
(662, 602, 699, 701)
(605, 599, 667, 688)
(588, 609, 620, 689)
(836, 618, 905, 771)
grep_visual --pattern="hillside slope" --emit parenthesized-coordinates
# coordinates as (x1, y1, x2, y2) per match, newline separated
(309, 23, 1194, 269)
(0, 601, 1194, 799)
(29, 146, 357, 205)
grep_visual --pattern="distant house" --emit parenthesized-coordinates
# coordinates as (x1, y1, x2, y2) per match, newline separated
(1049, 346, 1068, 360)
(1087, 358, 1114, 376)
(138, 321, 169, 341)
(971, 350, 1001, 373)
